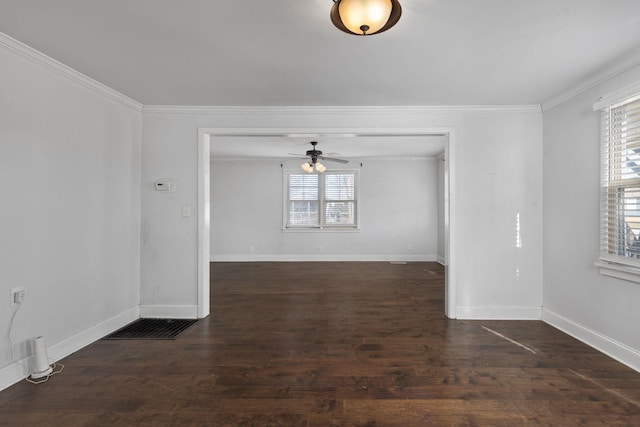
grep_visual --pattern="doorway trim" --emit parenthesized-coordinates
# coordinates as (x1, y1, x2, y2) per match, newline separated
(197, 127, 457, 319)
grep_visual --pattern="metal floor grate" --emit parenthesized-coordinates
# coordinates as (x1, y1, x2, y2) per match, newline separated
(103, 318, 197, 340)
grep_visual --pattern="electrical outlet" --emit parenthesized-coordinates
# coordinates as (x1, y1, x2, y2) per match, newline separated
(10, 288, 25, 305)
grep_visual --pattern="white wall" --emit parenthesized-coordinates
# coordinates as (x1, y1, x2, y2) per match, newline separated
(141, 106, 543, 320)
(210, 157, 438, 261)
(543, 65, 640, 370)
(0, 36, 142, 387)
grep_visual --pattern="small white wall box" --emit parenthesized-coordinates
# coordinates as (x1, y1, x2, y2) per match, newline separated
(154, 179, 174, 191)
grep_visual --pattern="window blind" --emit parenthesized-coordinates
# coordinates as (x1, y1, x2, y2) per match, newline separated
(600, 93, 640, 263)
(288, 174, 319, 226)
(324, 173, 356, 226)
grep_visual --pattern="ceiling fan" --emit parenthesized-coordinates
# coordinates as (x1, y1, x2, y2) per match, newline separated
(290, 141, 348, 173)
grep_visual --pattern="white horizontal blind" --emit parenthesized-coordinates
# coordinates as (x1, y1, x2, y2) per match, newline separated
(288, 174, 319, 226)
(600, 94, 640, 263)
(324, 173, 356, 226)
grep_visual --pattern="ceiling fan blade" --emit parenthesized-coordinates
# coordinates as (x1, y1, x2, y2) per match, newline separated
(320, 156, 349, 164)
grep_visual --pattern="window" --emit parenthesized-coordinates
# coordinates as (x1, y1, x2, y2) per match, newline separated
(285, 170, 358, 229)
(599, 93, 640, 265)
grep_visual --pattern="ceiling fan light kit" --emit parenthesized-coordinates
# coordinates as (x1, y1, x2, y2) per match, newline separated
(331, 0, 402, 36)
(301, 162, 327, 173)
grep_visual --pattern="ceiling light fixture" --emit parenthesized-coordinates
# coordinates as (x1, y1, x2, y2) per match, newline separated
(331, 0, 402, 36)
(301, 160, 326, 174)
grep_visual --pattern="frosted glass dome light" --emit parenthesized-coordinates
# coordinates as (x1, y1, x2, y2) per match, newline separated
(330, 0, 402, 36)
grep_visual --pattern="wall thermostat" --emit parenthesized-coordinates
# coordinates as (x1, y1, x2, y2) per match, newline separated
(154, 178, 174, 192)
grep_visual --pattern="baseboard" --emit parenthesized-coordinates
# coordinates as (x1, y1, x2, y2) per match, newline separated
(210, 255, 438, 262)
(437, 256, 446, 265)
(456, 306, 542, 320)
(542, 308, 640, 373)
(139, 305, 198, 319)
(0, 306, 139, 392)
(0, 354, 30, 393)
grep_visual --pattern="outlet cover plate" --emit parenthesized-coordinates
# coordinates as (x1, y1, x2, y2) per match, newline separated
(10, 287, 25, 306)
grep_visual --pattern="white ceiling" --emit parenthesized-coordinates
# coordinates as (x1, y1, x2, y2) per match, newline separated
(2, 0, 640, 107)
(1, 0, 639, 158)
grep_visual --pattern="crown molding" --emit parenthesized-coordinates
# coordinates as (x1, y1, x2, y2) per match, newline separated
(0, 31, 142, 112)
(142, 104, 541, 116)
(542, 48, 640, 112)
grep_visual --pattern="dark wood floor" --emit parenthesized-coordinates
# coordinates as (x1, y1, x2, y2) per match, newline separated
(2, 262, 640, 426)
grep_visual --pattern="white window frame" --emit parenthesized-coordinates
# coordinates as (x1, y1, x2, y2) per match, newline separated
(282, 169, 360, 231)
(595, 84, 640, 281)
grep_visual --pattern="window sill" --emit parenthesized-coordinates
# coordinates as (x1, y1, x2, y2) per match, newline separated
(282, 227, 360, 233)
(595, 260, 640, 284)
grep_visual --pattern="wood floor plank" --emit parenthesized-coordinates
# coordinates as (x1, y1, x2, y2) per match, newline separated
(2, 261, 640, 425)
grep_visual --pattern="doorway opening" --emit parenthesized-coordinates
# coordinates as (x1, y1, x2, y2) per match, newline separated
(197, 127, 456, 319)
